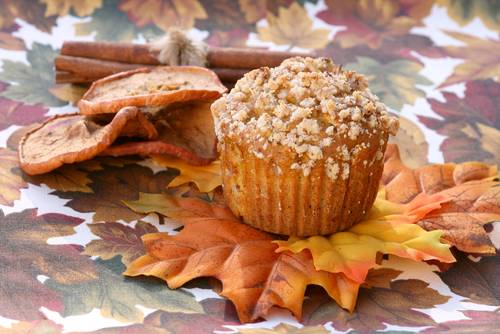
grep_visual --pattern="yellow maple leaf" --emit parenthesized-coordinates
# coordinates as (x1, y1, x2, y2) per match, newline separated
(152, 155, 222, 193)
(390, 115, 429, 168)
(441, 32, 500, 87)
(275, 190, 456, 283)
(41, 0, 102, 17)
(49, 84, 87, 105)
(257, 3, 330, 49)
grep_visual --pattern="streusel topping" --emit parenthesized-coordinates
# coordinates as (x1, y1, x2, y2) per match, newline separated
(211, 57, 398, 178)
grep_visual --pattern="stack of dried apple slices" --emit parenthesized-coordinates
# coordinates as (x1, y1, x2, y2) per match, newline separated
(19, 66, 227, 175)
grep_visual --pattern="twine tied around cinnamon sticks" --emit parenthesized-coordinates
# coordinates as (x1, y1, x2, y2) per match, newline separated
(55, 28, 312, 85)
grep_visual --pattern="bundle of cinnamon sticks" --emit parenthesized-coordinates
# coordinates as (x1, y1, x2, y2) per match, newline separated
(55, 41, 309, 85)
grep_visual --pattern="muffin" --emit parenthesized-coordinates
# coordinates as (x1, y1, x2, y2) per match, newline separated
(211, 57, 399, 236)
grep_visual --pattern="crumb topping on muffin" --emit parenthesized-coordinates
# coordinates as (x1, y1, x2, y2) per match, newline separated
(211, 57, 399, 178)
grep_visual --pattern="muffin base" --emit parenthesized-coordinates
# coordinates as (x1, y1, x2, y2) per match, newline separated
(219, 140, 385, 236)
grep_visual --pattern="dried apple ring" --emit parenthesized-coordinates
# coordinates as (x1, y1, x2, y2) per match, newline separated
(101, 102, 217, 165)
(78, 66, 227, 115)
(19, 106, 157, 175)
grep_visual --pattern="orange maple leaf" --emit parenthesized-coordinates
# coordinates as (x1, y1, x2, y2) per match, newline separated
(383, 144, 500, 254)
(124, 194, 359, 322)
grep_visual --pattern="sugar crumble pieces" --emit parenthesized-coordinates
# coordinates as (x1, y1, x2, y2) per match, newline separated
(211, 57, 399, 180)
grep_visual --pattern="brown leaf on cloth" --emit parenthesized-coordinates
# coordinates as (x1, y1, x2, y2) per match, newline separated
(102, 102, 218, 165)
(124, 193, 359, 323)
(303, 273, 449, 334)
(84, 221, 159, 266)
(422, 309, 500, 334)
(0, 147, 27, 206)
(0, 31, 24, 51)
(119, 0, 207, 31)
(55, 165, 175, 223)
(18, 107, 157, 175)
(382, 144, 500, 254)
(439, 253, 499, 306)
(78, 66, 226, 115)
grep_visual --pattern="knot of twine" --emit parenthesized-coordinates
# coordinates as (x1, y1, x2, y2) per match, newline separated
(149, 28, 208, 67)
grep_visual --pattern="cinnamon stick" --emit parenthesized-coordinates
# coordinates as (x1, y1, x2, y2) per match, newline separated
(55, 55, 149, 78)
(61, 41, 158, 65)
(55, 55, 249, 84)
(207, 46, 308, 69)
(60, 41, 311, 70)
(55, 71, 98, 84)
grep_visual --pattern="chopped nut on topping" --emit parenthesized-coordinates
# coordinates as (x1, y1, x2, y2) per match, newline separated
(211, 57, 399, 176)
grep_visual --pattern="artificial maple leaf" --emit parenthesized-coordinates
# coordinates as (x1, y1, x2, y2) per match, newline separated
(152, 155, 222, 192)
(48, 84, 87, 104)
(420, 79, 500, 164)
(346, 56, 432, 110)
(257, 3, 330, 49)
(302, 269, 449, 334)
(440, 32, 500, 87)
(124, 193, 359, 322)
(389, 115, 429, 168)
(275, 190, 455, 283)
(119, 0, 207, 31)
(382, 144, 498, 203)
(84, 221, 159, 265)
(55, 164, 175, 222)
(318, 0, 418, 49)
(437, 0, 500, 31)
(382, 144, 500, 254)
(0, 147, 27, 206)
(40, 0, 103, 17)
(439, 253, 499, 306)
(0, 209, 96, 321)
(46, 257, 202, 322)
(124, 192, 234, 221)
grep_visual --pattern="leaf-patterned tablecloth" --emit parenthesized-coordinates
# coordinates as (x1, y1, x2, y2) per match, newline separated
(0, 1, 499, 333)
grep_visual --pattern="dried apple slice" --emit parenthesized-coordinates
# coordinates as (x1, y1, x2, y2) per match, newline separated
(78, 66, 227, 115)
(19, 107, 157, 175)
(101, 102, 217, 166)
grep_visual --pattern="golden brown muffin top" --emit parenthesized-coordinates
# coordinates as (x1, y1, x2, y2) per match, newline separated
(211, 57, 398, 178)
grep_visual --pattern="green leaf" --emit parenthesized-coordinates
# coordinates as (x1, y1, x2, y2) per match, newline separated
(346, 57, 432, 111)
(0, 42, 64, 107)
(74, 0, 161, 42)
(45, 257, 204, 322)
